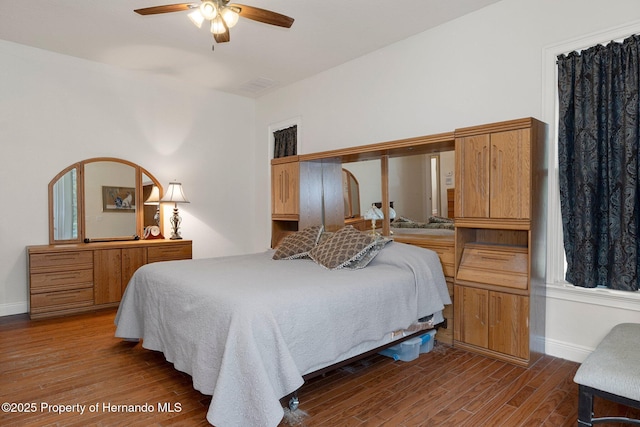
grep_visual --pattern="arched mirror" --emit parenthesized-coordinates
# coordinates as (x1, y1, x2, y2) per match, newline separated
(48, 158, 163, 244)
(342, 168, 360, 218)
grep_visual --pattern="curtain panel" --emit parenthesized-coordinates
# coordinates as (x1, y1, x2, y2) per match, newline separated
(273, 125, 297, 158)
(557, 35, 640, 291)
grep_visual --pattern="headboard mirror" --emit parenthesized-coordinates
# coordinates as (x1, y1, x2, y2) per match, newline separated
(341, 150, 454, 225)
(49, 157, 162, 244)
(387, 150, 455, 221)
(342, 159, 381, 218)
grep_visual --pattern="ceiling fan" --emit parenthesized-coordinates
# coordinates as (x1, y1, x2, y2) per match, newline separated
(134, 1, 294, 44)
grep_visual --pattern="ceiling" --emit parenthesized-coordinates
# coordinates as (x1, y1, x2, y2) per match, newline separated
(0, 0, 501, 98)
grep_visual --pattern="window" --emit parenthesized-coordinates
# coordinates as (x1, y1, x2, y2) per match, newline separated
(543, 23, 640, 299)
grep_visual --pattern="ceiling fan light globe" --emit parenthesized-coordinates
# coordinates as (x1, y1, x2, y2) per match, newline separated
(210, 16, 226, 34)
(199, 1, 217, 20)
(221, 8, 239, 28)
(188, 10, 205, 28)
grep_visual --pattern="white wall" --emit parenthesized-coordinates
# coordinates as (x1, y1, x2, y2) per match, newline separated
(255, 0, 640, 362)
(0, 40, 261, 316)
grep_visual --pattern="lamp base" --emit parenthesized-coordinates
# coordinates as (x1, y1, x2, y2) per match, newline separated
(169, 205, 183, 240)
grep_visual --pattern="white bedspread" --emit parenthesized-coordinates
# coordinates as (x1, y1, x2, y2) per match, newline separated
(114, 241, 450, 427)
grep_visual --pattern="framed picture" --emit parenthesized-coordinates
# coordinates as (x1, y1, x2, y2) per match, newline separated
(102, 186, 136, 212)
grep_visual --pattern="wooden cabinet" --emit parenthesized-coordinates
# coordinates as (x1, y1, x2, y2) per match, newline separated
(456, 126, 531, 220)
(271, 156, 344, 247)
(28, 240, 192, 319)
(271, 158, 300, 219)
(453, 117, 546, 367)
(94, 247, 147, 305)
(454, 285, 529, 360)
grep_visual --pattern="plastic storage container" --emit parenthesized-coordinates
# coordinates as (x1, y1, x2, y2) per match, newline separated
(379, 336, 422, 362)
(419, 329, 437, 353)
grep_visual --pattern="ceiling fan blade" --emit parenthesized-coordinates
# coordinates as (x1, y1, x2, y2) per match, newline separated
(229, 4, 294, 28)
(134, 3, 194, 15)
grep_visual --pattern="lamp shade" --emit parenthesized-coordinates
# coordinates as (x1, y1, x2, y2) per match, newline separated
(144, 185, 161, 205)
(364, 205, 383, 220)
(160, 182, 190, 204)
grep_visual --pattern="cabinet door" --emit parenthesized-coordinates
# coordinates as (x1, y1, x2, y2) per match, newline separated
(489, 129, 530, 219)
(271, 162, 299, 216)
(94, 249, 122, 304)
(489, 291, 529, 359)
(121, 247, 146, 294)
(459, 286, 489, 348)
(456, 134, 490, 218)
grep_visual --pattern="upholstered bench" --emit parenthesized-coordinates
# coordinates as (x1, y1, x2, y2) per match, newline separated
(574, 323, 640, 426)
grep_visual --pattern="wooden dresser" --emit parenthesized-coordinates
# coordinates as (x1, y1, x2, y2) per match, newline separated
(27, 239, 192, 319)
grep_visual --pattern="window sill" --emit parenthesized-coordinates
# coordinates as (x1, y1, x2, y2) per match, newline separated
(546, 282, 640, 312)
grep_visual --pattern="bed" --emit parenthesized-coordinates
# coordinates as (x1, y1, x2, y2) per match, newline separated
(114, 232, 450, 427)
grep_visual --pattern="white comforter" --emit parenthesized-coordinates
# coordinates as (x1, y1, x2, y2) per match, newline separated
(114, 241, 450, 427)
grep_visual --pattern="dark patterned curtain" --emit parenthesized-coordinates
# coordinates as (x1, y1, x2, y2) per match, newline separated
(273, 125, 297, 158)
(557, 35, 640, 291)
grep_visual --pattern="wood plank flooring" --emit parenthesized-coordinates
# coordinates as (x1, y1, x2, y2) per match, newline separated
(1, 309, 638, 426)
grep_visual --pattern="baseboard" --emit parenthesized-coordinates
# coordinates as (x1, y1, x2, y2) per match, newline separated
(0, 301, 28, 317)
(545, 336, 592, 363)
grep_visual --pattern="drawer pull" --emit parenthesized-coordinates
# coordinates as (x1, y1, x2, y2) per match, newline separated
(478, 254, 513, 262)
(51, 274, 81, 281)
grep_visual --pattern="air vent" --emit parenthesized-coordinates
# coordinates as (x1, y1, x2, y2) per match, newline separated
(238, 77, 277, 94)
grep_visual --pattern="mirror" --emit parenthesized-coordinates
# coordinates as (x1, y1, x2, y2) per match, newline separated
(338, 152, 454, 236)
(388, 150, 455, 221)
(48, 158, 162, 244)
(342, 169, 360, 218)
(84, 161, 136, 239)
(51, 167, 79, 241)
(342, 159, 382, 217)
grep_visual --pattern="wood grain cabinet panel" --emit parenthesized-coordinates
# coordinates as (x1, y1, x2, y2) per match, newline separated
(271, 160, 300, 218)
(456, 127, 531, 220)
(28, 240, 192, 319)
(456, 285, 489, 349)
(147, 243, 192, 263)
(489, 291, 529, 359)
(122, 247, 146, 294)
(455, 285, 529, 361)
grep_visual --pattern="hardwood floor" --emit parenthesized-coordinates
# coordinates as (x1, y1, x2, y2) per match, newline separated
(1, 309, 637, 426)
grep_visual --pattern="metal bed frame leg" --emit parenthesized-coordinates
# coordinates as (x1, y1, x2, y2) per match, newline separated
(288, 392, 299, 412)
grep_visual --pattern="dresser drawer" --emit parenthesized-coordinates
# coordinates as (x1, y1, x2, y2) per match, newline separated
(30, 287, 94, 313)
(30, 251, 93, 270)
(456, 243, 528, 289)
(30, 269, 93, 293)
(429, 246, 455, 277)
(147, 244, 192, 263)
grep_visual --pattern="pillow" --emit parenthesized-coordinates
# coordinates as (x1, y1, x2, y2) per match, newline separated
(318, 231, 334, 245)
(428, 215, 454, 224)
(342, 236, 392, 269)
(393, 216, 416, 224)
(272, 225, 323, 260)
(309, 225, 387, 270)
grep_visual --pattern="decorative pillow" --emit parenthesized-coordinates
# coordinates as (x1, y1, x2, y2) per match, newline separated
(309, 226, 383, 270)
(272, 225, 323, 260)
(428, 216, 454, 224)
(318, 231, 334, 245)
(393, 216, 416, 224)
(343, 236, 392, 269)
